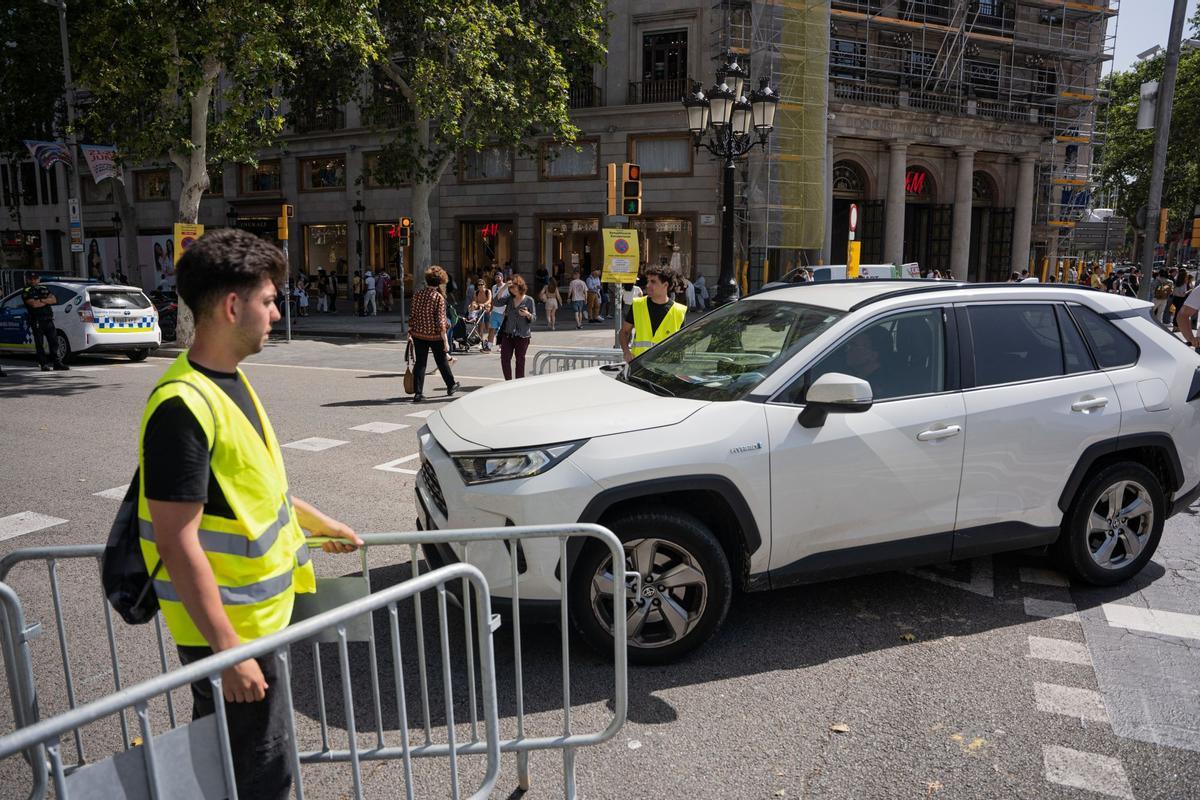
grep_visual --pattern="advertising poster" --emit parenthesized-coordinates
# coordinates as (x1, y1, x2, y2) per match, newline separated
(136, 234, 177, 290)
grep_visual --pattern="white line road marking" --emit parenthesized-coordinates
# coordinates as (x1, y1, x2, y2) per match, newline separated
(71, 366, 107, 372)
(374, 454, 420, 475)
(0, 512, 69, 543)
(406, 410, 436, 419)
(1034, 682, 1110, 723)
(1027, 636, 1093, 667)
(93, 485, 130, 501)
(350, 421, 410, 434)
(1023, 597, 1079, 621)
(907, 556, 994, 597)
(123, 363, 154, 368)
(281, 437, 348, 452)
(1103, 603, 1200, 641)
(240, 361, 502, 381)
(1043, 745, 1133, 799)
(1019, 566, 1069, 587)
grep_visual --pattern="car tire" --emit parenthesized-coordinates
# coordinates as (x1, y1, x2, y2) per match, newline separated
(55, 331, 72, 364)
(1056, 461, 1165, 586)
(126, 349, 150, 362)
(570, 510, 732, 665)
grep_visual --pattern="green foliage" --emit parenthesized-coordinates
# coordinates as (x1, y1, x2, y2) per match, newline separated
(365, 0, 607, 185)
(73, 1, 382, 200)
(1099, 11, 1200, 235)
(0, 1, 65, 159)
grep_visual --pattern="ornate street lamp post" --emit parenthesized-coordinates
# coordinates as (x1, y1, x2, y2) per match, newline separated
(682, 55, 779, 305)
(352, 200, 366, 274)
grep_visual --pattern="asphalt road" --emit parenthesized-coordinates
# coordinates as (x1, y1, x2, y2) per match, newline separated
(1, 329, 1198, 799)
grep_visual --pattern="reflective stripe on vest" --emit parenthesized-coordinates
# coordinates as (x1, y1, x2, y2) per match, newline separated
(630, 297, 687, 356)
(137, 353, 314, 647)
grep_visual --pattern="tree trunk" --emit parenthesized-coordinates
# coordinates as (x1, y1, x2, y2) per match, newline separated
(412, 179, 434, 276)
(114, 179, 141, 288)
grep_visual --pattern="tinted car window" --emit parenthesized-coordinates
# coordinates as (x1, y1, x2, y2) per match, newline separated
(1, 293, 24, 311)
(968, 304, 1063, 387)
(47, 285, 78, 304)
(1055, 305, 1094, 374)
(780, 308, 946, 403)
(88, 289, 152, 310)
(1069, 305, 1139, 369)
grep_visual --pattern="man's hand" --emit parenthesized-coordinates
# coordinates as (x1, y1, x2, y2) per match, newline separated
(292, 497, 362, 553)
(222, 657, 268, 703)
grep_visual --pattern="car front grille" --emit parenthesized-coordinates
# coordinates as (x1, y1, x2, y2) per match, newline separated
(420, 460, 448, 518)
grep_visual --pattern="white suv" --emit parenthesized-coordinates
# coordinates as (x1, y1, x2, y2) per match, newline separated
(416, 281, 1200, 663)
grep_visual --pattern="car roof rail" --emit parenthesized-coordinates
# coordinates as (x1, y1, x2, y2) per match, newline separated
(846, 280, 1105, 311)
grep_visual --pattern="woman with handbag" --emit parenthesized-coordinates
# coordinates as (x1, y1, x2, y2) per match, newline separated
(494, 275, 536, 380)
(407, 266, 460, 402)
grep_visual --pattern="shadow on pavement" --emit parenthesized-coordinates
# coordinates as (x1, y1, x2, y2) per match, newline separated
(286, 550, 1157, 739)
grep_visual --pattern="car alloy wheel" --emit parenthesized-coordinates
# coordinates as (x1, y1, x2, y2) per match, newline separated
(1086, 478, 1153, 571)
(55, 331, 71, 364)
(589, 537, 709, 650)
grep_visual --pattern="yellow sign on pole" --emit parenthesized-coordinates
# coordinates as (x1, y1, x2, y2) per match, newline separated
(846, 241, 862, 279)
(173, 223, 204, 264)
(601, 228, 640, 284)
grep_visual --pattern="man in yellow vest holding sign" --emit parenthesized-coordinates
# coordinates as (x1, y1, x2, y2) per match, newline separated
(620, 264, 688, 362)
(138, 228, 360, 799)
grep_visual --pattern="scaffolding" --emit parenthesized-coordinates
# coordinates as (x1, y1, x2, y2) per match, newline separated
(722, 0, 1119, 274)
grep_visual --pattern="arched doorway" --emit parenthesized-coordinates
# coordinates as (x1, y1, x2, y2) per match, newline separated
(969, 171, 1015, 282)
(831, 160, 881, 265)
(902, 165, 951, 274)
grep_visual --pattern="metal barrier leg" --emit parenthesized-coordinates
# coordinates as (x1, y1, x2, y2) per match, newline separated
(135, 702, 164, 800)
(99, 582, 131, 749)
(47, 560, 86, 763)
(462, 542, 479, 744)
(411, 545, 433, 745)
(336, 626, 364, 799)
(152, 616, 177, 728)
(210, 677, 240, 800)
(387, 603, 416, 800)
(312, 642, 330, 753)
(559, 537, 577, 797)
(274, 648, 307, 800)
(509, 539, 531, 792)
(437, 587, 460, 800)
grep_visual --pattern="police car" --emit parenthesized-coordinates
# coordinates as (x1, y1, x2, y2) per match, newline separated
(0, 280, 161, 363)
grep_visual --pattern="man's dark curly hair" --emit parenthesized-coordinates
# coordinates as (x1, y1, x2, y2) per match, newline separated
(176, 228, 287, 320)
(643, 264, 678, 290)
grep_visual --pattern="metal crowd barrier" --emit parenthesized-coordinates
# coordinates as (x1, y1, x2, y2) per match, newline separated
(530, 346, 623, 375)
(0, 523, 627, 799)
(0, 563, 499, 800)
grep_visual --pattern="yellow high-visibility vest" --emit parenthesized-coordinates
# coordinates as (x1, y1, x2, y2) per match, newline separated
(137, 353, 315, 647)
(630, 296, 687, 357)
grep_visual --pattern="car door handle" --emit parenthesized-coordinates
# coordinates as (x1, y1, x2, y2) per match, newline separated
(1071, 397, 1109, 412)
(917, 425, 961, 442)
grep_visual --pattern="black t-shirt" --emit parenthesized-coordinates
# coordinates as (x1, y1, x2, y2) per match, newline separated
(624, 298, 674, 335)
(142, 360, 265, 518)
(22, 285, 54, 322)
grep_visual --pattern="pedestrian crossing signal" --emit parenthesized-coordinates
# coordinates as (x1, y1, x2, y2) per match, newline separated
(621, 163, 641, 216)
(398, 216, 411, 247)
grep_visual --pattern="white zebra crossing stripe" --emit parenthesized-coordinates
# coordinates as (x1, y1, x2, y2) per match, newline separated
(350, 422, 410, 433)
(0, 512, 69, 543)
(94, 485, 130, 501)
(281, 437, 348, 452)
(405, 410, 436, 419)
(1027, 636, 1092, 667)
(1023, 597, 1079, 621)
(374, 454, 420, 475)
(1019, 566, 1069, 587)
(1043, 745, 1133, 799)
(1103, 603, 1200, 641)
(1034, 683, 1110, 723)
(71, 366, 107, 372)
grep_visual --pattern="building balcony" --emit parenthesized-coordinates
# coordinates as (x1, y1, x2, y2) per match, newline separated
(627, 78, 689, 105)
(569, 83, 604, 109)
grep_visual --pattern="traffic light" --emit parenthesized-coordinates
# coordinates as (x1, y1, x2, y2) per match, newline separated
(621, 163, 642, 216)
(1158, 208, 1169, 244)
(277, 204, 293, 241)
(606, 163, 618, 216)
(398, 216, 411, 247)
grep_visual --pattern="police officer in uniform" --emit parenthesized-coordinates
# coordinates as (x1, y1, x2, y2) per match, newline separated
(23, 273, 68, 371)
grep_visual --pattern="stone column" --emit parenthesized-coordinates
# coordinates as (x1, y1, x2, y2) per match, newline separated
(822, 138, 834, 265)
(885, 141, 907, 267)
(950, 148, 975, 281)
(1012, 155, 1036, 274)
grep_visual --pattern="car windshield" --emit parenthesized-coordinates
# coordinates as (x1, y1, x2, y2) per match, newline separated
(88, 290, 152, 310)
(624, 299, 844, 401)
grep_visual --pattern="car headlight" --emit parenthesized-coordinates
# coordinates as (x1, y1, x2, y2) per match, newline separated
(452, 442, 584, 485)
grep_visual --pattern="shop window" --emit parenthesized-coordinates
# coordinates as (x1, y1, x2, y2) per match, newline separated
(20, 162, 37, 205)
(905, 166, 935, 202)
(303, 223, 349, 283)
(460, 220, 515, 281)
(541, 218, 601, 279)
(82, 176, 115, 204)
(1, 163, 16, 207)
(299, 156, 347, 192)
(540, 141, 599, 180)
(206, 165, 224, 198)
(632, 217, 694, 275)
(240, 160, 282, 195)
(831, 38, 866, 81)
(136, 169, 170, 202)
(460, 147, 514, 183)
(630, 135, 692, 176)
(39, 166, 59, 205)
(362, 151, 409, 189)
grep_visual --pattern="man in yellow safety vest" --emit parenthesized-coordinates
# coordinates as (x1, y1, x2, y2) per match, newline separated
(138, 228, 360, 799)
(620, 265, 688, 362)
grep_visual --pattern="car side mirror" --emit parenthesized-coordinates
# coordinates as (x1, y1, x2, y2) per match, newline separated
(798, 372, 874, 428)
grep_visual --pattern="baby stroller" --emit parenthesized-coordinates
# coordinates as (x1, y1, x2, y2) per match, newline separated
(450, 305, 485, 352)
